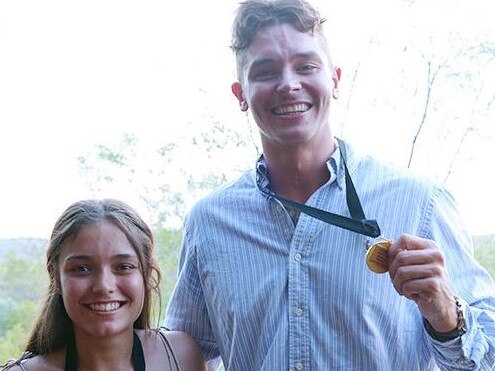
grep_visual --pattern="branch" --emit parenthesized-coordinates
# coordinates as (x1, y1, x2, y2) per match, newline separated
(407, 58, 442, 168)
(406, 43, 485, 169)
(443, 127, 473, 184)
(339, 37, 375, 136)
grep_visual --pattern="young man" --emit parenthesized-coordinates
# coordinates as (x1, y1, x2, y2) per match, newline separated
(165, 0, 495, 369)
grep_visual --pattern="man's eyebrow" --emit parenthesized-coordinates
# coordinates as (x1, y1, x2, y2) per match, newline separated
(249, 52, 323, 69)
(294, 51, 324, 61)
(249, 58, 276, 69)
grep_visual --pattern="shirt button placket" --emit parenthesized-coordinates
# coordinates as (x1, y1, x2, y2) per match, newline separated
(292, 250, 305, 370)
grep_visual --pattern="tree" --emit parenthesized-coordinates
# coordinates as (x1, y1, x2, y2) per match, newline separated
(0, 251, 46, 302)
(77, 119, 254, 231)
(474, 236, 495, 280)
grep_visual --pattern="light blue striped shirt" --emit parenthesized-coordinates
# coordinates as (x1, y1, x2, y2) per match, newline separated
(165, 141, 495, 370)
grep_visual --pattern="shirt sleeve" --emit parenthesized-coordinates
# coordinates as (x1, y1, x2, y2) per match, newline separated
(163, 224, 221, 363)
(422, 185, 495, 370)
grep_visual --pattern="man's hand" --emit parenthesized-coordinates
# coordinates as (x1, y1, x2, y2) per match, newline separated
(388, 234, 458, 333)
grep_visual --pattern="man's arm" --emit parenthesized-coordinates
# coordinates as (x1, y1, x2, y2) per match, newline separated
(388, 187, 495, 369)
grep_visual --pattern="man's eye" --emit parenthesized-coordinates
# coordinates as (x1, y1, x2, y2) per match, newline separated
(298, 63, 317, 72)
(254, 70, 276, 80)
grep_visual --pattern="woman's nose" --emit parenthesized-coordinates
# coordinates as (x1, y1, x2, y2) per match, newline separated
(92, 269, 116, 294)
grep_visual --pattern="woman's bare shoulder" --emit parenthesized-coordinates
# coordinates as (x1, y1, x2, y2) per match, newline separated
(161, 330, 207, 371)
(2, 352, 63, 371)
(1, 360, 24, 371)
(137, 328, 206, 371)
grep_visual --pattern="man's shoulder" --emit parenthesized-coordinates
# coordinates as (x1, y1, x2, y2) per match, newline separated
(186, 168, 256, 216)
(356, 150, 437, 189)
(196, 168, 255, 204)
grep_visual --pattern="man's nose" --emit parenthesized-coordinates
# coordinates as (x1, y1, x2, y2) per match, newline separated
(276, 70, 302, 93)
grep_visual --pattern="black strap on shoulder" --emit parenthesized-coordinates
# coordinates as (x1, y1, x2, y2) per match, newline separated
(265, 139, 381, 238)
(64, 333, 77, 371)
(157, 327, 180, 371)
(132, 331, 146, 371)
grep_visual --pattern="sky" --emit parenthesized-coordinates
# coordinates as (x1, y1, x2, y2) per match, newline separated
(0, 0, 494, 239)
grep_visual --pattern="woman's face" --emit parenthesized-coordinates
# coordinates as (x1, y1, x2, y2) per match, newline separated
(58, 220, 145, 339)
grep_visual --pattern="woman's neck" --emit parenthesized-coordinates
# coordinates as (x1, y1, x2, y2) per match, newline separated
(71, 330, 135, 371)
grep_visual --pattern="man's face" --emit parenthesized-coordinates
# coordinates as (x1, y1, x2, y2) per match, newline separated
(232, 23, 340, 149)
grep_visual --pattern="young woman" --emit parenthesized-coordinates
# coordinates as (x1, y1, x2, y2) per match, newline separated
(2, 199, 206, 371)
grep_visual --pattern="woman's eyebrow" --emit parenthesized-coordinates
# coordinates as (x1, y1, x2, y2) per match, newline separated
(64, 254, 92, 262)
(112, 253, 139, 261)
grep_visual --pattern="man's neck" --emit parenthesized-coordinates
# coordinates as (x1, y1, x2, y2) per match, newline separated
(263, 139, 336, 204)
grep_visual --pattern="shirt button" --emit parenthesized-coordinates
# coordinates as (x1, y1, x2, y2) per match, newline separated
(276, 205, 283, 211)
(295, 362, 304, 370)
(295, 307, 303, 316)
(294, 253, 302, 261)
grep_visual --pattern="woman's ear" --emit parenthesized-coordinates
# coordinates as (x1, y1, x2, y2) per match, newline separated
(52, 268, 62, 294)
(231, 82, 248, 111)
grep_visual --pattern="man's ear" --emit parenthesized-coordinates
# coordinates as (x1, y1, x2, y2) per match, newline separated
(232, 82, 248, 111)
(332, 67, 341, 99)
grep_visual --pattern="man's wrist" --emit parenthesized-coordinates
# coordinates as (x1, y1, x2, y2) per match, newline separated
(423, 296, 467, 342)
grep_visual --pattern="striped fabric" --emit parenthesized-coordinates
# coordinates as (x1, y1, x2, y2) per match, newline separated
(164, 141, 495, 370)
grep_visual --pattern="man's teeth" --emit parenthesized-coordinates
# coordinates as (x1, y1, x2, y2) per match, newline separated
(274, 104, 309, 114)
(88, 302, 121, 311)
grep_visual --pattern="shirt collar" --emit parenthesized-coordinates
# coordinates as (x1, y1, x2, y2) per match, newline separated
(255, 155, 270, 193)
(255, 141, 346, 193)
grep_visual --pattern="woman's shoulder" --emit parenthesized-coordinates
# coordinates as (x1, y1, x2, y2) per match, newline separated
(2, 352, 36, 371)
(2, 351, 64, 371)
(159, 329, 207, 371)
(1, 359, 24, 371)
(137, 328, 206, 371)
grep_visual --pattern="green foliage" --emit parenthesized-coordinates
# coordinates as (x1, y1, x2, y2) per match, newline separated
(474, 236, 495, 279)
(0, 299, 39, 365)
(0, 298, 15, 337)
(151, 227, 184, 325)
(77, 125, 253, 232)
(0, 240, 47, 365)
(0, 251, 47, 302)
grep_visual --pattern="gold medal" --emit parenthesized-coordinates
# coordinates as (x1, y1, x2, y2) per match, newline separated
(366, 240, 392, 273)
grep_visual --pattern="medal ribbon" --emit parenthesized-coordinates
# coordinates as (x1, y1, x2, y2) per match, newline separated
(263, 139, 381, 238)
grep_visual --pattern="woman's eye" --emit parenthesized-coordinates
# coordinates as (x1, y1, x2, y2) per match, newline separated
(117, 263, 136, 271)
(72, 266, 91, 274)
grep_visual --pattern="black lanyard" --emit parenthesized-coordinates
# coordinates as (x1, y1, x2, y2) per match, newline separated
(64, 331, 145, 371)
(262, 139, 381, 238)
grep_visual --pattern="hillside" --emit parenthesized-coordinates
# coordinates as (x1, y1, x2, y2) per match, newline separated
(0, 238, 47, 261)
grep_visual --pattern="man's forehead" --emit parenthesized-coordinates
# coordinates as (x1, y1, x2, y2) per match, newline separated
(235, 23, 332, 80)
